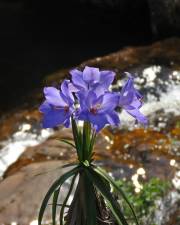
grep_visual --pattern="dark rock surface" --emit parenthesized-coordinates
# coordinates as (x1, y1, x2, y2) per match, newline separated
(1, 0, 180, 115)
(0, 0, 152, 114)
(76, 0, 180, 36)
(46, 38, 180, 84)
(148, 0, 180, 36)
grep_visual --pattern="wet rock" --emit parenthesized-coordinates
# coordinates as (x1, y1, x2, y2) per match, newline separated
(147, 0, 180, 36)
(79, 0, 146, 9)
(81, 38, 180, 71)
(153, 190, 180, 225)
(3, 128, 109, 178)
(43, 38, 180, 87)
(98, 128, 179, 181)
(0, 161, 73, 225)
(3, 129, 75, 177)
(0, 108, 41, 141)
(81, 0, 180, 37)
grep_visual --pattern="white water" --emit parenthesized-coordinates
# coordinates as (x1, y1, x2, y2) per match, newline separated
(119, 83, 180, 125)
(0, 123, 53, 177)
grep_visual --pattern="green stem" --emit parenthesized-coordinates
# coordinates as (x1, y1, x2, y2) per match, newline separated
(82, 121, 91, 161)
(71, 116, 82, 161)
(88, 129, 97, 161)
(71, 116, 97, 164)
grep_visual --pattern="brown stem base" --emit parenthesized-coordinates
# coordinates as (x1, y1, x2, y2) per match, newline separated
(64, 171, 116, 225)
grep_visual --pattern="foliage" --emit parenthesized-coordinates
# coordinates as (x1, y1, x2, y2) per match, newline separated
(175, 120, 180, 128)
(115, 178, 171, 225)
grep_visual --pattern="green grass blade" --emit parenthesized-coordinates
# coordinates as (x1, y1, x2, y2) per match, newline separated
(48, 203, 70, 207)
(82, 122, 91, 156)
(71, 117, 79, 147)
(95, 167, 139, 225)
(88, 131, 96, 160)
(86, 122, 91, 146)
(85, 168, 128, 225)
(82, 122, 87, 160)
(35, 163, 78, 177)
(78, 129, 82, 146)
(62, 163, 78, 168)
(59, 139, 76, 149)
(38, 166, 80, 225)
(60, 174, 78, 225)
(52, 189, 60, 225)
(71, 117, 82, 160)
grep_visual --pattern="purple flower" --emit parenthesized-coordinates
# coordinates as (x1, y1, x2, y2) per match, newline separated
(77, 91, 120, 132)
(39, 80, 74, 128)
(39, 67, 147, 132)
(70, 66, 115, 96)
(118, 74, 147, 124)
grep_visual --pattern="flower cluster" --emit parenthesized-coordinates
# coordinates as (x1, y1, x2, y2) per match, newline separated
(39, 66, 147, 132)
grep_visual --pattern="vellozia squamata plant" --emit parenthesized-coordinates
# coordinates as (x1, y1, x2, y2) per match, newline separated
(38, 66, 147, 225)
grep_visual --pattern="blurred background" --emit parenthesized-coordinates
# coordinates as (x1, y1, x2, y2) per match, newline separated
(0, 1, 180, 225)
(1, 0, 180, 112)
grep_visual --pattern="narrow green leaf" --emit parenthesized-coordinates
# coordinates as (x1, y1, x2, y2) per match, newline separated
(48, 203, 70, 207)
(86, 122, 91, 146)
(82, 160, 90, 167)
(52, 189, 60, 225)
(38, 166, 80, 225)
(60, 174, 78, 225)
(62, 163, 78, 168)
(88, 131, 96, 160)
(85, 168, 128, 225)
(65, 176, 82, 225)
(82, 122, 87, 160)
(59, 139, 76, 149)
(95, 167, 139, 225)
(78, 129, 82, 147)
(82, 122, 91, 160)
(71, 117, 82, 160)
(34, 163, 78, 177)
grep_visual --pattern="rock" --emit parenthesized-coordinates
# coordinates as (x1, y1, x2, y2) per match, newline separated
(0, 108, 41, 141)
(80, 0, 180, 37)
(81, 38, 180, 71)
(0, 161, 74, 225)
(147, 0, 180, 36)
(79, 0, 146, 9)
(45, 38, 180, 85)
(3, 129, 75, 177)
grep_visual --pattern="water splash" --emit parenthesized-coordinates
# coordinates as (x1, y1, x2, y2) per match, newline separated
(0, 123, 53, 177)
